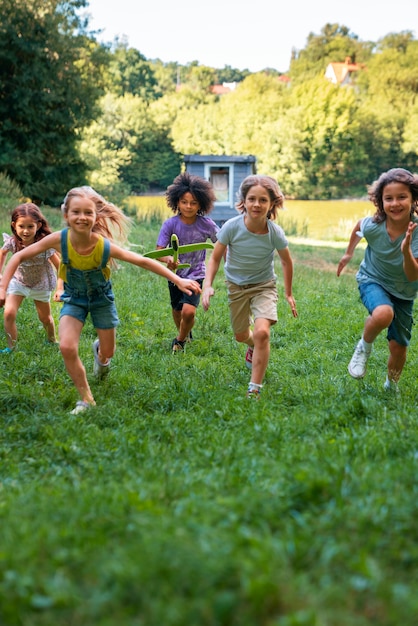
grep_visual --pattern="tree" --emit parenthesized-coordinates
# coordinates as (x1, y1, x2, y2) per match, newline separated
(0, 0, 106, 204)
(289, 23, 373, 83)
(81, 93, 181, 195)
(106, 39, 162, 101)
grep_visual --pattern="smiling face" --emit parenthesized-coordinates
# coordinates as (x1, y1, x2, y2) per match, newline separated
(178, 191, 200, 223)
(64, 196, 97, 233)
(244, 185, 273, 221)
(12, 216, 40, 245)
(382, 181, 413, 225)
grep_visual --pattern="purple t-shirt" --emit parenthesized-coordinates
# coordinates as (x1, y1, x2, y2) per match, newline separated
(157, 215, 219, 279)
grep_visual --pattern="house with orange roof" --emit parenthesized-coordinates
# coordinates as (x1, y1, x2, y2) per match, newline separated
(210, 82, 237, 95)
(325, 57, 365, 85)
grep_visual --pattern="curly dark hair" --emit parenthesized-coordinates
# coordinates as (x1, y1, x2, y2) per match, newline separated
(10, 203, 52, 252)
(235, 175, 284, 221)
(369, 168, 418, 224)
(166, 172, 216, 215)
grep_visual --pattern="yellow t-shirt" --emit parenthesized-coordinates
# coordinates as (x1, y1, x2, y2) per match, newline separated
(58, 231, 111, 282)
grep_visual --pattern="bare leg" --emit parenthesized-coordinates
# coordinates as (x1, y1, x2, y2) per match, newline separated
(387, 339, 407, 383)
(249, 318, 272, 386)
(363, 305, 394, 343)
(172, 309, 181, 332)
(235, 318, 273, 386)
(34, 300, 57, 343)
(176, 303, 196, 342)
(59, 315, 95, 405)
(95, 327, 116, 364)
(3, 294, 24, 349)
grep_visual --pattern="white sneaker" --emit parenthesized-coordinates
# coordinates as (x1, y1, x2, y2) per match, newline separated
(93, 339, 110, 379)
(384, 379, 399, 393)
(348, 341, 370, 378)
(70, 401, 91, 415)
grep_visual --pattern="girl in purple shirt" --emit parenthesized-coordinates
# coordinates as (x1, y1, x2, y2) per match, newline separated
(156, 172, 218, 352)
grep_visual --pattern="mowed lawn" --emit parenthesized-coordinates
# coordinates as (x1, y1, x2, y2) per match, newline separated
(1, 220, 418, 626)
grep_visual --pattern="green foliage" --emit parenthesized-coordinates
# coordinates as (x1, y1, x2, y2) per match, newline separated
(0, 173, 25, 220)
(106, 40, 162, 101)
(80, 93, 181, 196)
(1, 10, 418, 201)
(1, 221, 418, 625)
(289, 23, 373, 84)
(0, 0, 107, 204)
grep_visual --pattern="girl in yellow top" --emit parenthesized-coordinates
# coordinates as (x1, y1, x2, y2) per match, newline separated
(0, 186, 201, 415)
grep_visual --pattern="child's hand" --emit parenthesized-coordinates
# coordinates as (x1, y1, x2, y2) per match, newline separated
(286, 295, 298, 317)
(401, 221, 418, 253)
(202, 286, 214, 311)
(166, 256, 178, 271)
(0, 287, 5, 308)
(53, 288, 64, 302)
(177, 278, 201, 295)
(337, 253, 353, 276)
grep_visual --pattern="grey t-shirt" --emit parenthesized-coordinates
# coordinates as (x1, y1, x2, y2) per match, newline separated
(217, 214, 288, 286)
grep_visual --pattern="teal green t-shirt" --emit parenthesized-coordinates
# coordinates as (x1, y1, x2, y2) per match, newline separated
(357, 216, 418, 300)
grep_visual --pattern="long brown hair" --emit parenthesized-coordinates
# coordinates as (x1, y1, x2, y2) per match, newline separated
(10, 203, 52, 252)
(369, 168, 418, 223)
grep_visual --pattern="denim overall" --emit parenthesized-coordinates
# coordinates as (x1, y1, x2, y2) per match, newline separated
(60, 228, 119, 328)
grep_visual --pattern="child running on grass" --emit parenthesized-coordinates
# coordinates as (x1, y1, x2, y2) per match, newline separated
(337, 168, 418, 392)
(156, 171, 218, 352)
(0, 203, 61, 352)
(0, 186, 201, 415)
(202, 174, 298, 399)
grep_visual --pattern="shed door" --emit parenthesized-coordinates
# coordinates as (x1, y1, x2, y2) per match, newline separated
(208, 166, 230, 203)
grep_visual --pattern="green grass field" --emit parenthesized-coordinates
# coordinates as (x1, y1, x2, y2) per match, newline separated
(1, 219, 418, 625)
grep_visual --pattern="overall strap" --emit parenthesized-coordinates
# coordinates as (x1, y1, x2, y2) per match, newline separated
(61, 228, 69, 265)
(100, 237, 111, 269)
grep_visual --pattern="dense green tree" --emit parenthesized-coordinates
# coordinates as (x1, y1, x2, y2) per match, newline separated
(171, 73, 288, 157)
(278, 77, 369, 198)
(81, 93, 181, 196)
(106, 39, 162, 101)
(0, 0, 106, 204)
(149, 59, 180, 94)
(215, 65, 251, 84)
(289, 23, 373, 83)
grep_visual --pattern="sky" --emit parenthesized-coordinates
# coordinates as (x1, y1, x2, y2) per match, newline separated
(84, 0, 418, 73)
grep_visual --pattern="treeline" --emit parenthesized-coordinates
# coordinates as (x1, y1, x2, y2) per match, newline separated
(1, 1, 418, 205)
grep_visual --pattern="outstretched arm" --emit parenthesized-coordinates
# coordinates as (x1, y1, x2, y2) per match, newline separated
(277, 247, 298, 317)
(337, 220, 363, 276)
(202, 241, 226, 311)
(0, 232, 62, 306)
(109, 244, 201, 295)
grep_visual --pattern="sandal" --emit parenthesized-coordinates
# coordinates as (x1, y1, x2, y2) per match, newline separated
(0, 346, 14, 354)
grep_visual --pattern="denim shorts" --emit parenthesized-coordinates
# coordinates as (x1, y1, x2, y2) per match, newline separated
(358, 281, 414, 346)
(60, 287, 119, 329)
(168, 279, 203, 311)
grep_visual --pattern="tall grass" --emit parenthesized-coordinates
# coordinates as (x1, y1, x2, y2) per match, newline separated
(1, 219, 418, 625)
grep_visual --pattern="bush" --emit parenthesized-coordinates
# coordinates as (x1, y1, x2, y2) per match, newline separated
(0, 173, 25, 221)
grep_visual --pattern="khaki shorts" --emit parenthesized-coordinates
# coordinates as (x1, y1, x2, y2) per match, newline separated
(226, 279, 278, 334)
